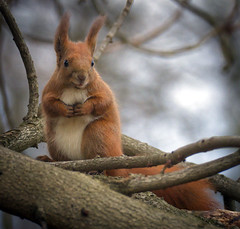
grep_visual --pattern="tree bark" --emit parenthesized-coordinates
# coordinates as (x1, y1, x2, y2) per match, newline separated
(0, 118, 44, 152)
(0, 146, 221, 229)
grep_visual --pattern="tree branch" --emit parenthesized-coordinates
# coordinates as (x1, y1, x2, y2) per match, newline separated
(0, 118, 44, 152)
(171, 0, 237, 70)
(50, 136, 240, 172)
(0, 0, 39, 121)
(131, 28, 218, 57)
(129, 10, 182, 46)
(209, 174, 240, 205)
(93, 0, 182, 48)
(109, 149, 240, 197)
(0, 116, 239, 203)
(0, 146, 221, 229)
(93, 0, 134, 61)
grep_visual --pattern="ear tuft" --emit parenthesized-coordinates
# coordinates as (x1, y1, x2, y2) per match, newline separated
(54, 13, 70, 65)
(85, 16, 106, 55)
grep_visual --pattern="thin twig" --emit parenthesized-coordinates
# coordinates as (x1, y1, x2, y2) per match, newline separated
(105, 10, 183, 53)
(94, 0, 134, 61)
(171, 0, 236, 70)
(132, 28, 217, 57)
(93, 0, 182, 47)
(171, 0, 216, 25)
(0, 0, 39, 121)
(130, 10, 182, 46)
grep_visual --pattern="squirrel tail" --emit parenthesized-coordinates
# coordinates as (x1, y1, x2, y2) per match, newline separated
(106, 165, 220, 211)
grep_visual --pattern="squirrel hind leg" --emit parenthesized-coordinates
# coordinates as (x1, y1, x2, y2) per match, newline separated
(81, 119, 123, 159)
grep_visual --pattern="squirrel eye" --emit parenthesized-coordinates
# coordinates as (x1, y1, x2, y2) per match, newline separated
(91, 60, 94, 67)
(64, 59, 69, 67)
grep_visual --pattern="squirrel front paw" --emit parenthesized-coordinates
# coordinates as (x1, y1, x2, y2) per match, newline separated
(58, 101, 74, 117)
(73, 102, 93, 116)
(64, 104, 75, 117)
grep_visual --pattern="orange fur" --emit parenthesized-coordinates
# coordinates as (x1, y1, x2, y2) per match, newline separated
(106, 166, 219, 210)
(39, 14, 220, 211)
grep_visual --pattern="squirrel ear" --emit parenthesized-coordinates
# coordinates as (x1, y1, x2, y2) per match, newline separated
(54, 13, 70, 65)
(85, 16, 106, 56)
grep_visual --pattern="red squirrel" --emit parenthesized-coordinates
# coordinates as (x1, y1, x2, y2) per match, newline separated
(38, 14, 220, 211)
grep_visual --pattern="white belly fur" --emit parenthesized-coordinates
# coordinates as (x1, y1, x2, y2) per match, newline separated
(54, 88, 94, 160)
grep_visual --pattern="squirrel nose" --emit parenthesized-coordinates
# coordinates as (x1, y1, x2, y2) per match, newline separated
(78, 75, 86, 82)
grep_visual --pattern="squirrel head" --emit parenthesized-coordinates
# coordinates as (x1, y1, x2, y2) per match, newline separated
(54, 13, 106, 89)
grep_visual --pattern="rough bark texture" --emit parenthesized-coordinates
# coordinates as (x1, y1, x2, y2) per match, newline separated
(0, 146, 221, 229)
(0, 118, 44, 152)
(122, 134, 166, 156)
(209, 174, 240, 203)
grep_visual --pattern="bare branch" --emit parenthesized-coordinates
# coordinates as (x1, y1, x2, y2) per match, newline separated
(0, 146, 221, 229)
(50, 136, 240, 172)
(94, 0, 134, 61)
(122, 134, 166, 156)
(171, 0, 237, 70)
(130, 10, 182, 46)
(171, 0, 216, 25)
(0, 118, 44, 152)
(91, 151, 240, 205)
(170, 136, 240, 161)
(93, 2, 184, 53)
(115, 149, 240, 196)
(0, 0, 39, 121)
(131, 28, 217, 57)
(209, 174, 240, 205)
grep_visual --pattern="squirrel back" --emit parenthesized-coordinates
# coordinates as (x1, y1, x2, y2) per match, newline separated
(40, 14, 220, 211)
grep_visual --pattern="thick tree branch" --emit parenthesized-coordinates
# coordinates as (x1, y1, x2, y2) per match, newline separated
(0, 118, 44, 152)
(0, 146, 221, 229)
(0, 0, 39, 121)
(0, 117, 239, 203)
(122, 134, 166, 156)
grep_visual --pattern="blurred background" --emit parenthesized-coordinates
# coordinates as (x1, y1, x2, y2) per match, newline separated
(0, 0, 240, 228)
